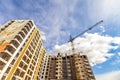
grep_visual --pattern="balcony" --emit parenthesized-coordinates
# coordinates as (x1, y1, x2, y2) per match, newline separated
(5, 45, 16, 54)
(24, 26, 30, 32)
(28, 21, 33, 26)
(14, 35, 23, 43)
(22, 28, 28, 35)
(20, 71, 25, 77)
(0, 60, 5, 70)
(0, 52, 11, 61)
(15, 68, 20, 76)
(5, 66, 11, 73)
(18, 31, 25, 38)
(10, 40, 19, 48)
(23, 64, 27, 70)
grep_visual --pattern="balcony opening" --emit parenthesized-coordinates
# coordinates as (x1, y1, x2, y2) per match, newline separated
(22, 28, 28, 34)
(23, 64, 27, 70)
(18, 32, 25, 38)
(29, 21, 33, 26)
(15, 35, 23, 43)
(0, 52, 11, 61)
(10, 40, 19, 48)
(5, 66, 11, 73)
(0, 60, 5, 70)
(19, 61, 23, 68)
(25, 26, 30, 31)
(15, 68, 20, 76)
(5, 45, 16, 54)
(20, 71, 25, 77)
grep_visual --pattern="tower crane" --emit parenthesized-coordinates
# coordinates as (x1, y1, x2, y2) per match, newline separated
(68, 20, 103, 54)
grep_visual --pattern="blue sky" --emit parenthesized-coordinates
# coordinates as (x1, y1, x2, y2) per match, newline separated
(0, 0, 120, 79)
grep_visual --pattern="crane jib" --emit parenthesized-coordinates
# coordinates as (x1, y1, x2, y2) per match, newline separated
(71, 20, 103, 41)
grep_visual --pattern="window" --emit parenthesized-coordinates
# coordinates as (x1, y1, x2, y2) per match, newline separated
(83, 55, 87, 59)
(10, 40, 19, 48)
(29, 54, 32, 58)
(15, 35, 22, 43)
(41, 76, 43, 78)
(5, 45, 15, 54)
(25, 26, 30, 31)
(11, 76, 16, 80)
(0, 52, 11, 61)
(25, 76, 28, 80)
(19, 61, 23, 68)
(20, 71, 25, 77)
(15, 68, 20, 75)
(18, 31, 25, 38)
(30, 71, 33, 76)
(22, 28, 28, 34)
(82, 75, 85, 77)
(1, 28, 5, 31)
(62, 57, 65, 60)
(23, 64, 27, 70)
(45, 76, 47, 78)
(26, 50, 29, 56)
(29, 21, 33, 26)
(0, 60, 5, 70)
(11, 59, 15, 65)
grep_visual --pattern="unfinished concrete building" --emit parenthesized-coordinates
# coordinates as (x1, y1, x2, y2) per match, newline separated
(39, 53, 95, 80)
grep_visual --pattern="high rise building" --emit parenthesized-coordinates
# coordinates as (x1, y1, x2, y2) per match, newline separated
(0, 20, 96, 80)
(0, 20, 46, 80)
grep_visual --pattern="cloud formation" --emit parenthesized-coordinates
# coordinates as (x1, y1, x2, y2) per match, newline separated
(96, 71, 120, 80)
(87, 0, 120, 21)
(54, 32, 120, 66)
(118, 52, 120, 56)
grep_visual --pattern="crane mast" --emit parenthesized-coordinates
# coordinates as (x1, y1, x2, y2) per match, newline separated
(69, 20, 103, 54)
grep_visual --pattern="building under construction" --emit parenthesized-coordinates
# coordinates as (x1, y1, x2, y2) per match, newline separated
(0, 20, 95, 80)
(39, 53, 95, 80)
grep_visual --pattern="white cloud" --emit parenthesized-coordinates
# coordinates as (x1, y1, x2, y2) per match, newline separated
(100, 26, 105, 33)
(118, 52, 120, 56)
(96, 71, 120, 80)
(54, 32, 120, 66)
(87, 0, 120, 22)
(40, 31, 46, 41)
